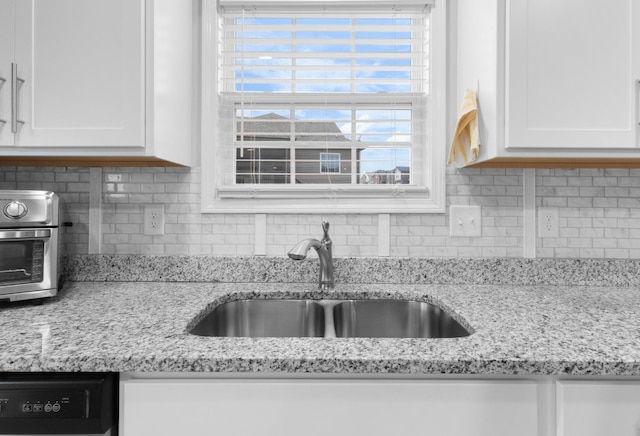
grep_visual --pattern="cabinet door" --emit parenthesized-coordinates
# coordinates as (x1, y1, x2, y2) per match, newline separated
(121, 379, 539, 436)
(558, 381, 640, 436)
(0, 0, 14, 146)
(12, 0, 144, 147)
(507, 0, 640, 149)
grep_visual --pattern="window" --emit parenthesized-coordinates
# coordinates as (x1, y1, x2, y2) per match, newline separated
(202, 0, 446, 213)
(320, 153, 341, 174)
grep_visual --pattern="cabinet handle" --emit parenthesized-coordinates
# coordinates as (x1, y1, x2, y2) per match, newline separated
(11, 63, 25, 133)
(0, 77, 5, 126)
(637, 79, 640, 126)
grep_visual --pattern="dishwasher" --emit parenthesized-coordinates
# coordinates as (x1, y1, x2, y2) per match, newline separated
(0, 373, 118, 435)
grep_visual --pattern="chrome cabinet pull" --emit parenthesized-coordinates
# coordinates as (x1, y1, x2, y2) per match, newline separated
(11, 63, 25, 133)
(0, 77, 5, 125)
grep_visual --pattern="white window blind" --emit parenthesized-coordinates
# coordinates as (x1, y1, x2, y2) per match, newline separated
(220, 10, 429, 94)
(217, 4, 430, 189)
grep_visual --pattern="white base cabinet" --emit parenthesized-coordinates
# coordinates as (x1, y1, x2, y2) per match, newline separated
(121, 376, 640, 435)
(120, 378, 540, 436)
(558, 381, 640, 436)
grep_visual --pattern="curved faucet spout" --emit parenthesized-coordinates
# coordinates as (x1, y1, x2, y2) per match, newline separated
(287, 238, 322, 261)
(288, 234, 335, 289)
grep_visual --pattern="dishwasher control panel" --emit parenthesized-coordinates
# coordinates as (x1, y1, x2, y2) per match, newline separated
(0, 389, 87, 419)
(0, 373, 117, 435)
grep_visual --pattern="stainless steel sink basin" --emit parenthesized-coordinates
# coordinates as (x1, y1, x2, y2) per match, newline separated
(332, 299, 470, 339)
(189, 298, 470, 339)
(189, 299, 325, 337)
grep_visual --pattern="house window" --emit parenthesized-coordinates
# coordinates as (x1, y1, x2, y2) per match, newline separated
(202, 0, 446, 213)
(320, 153, 340, 174)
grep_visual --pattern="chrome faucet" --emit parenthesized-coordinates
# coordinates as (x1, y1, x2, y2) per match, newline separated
(287, 221, 334, 289)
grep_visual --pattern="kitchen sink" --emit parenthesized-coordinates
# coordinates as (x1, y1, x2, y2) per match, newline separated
(332, 299, 470, 339)
(189, 299, 325, 337)
(189, 298, 470, 339)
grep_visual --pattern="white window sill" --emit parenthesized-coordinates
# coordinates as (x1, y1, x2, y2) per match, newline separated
(203, 185, 444, 214)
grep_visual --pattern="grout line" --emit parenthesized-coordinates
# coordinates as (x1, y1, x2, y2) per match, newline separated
(378, 213, 390, 257)
(523, 168, 536, 258)
(254, 213, 267, 256)
(88, 167, 102, 255)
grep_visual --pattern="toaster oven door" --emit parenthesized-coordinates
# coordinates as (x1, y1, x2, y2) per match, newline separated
(0, 228, 58, 301)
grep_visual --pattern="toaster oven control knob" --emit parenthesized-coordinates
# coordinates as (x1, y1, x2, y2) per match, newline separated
(4, 201, 28, 219)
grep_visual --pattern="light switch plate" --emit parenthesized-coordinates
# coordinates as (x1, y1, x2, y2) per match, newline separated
(449, 205, 482, 237)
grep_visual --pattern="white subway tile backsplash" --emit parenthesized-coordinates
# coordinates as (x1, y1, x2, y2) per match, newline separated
(536, 169, 640, 258)
(1, 166, 639, 259)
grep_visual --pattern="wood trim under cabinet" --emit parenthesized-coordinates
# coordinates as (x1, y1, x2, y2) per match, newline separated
(466, 157, 640, 169)
(0, 156, 187, 167)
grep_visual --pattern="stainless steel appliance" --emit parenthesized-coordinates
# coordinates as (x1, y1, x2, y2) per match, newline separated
(0, 190, 62, 302)
(0, 372, 118, 435)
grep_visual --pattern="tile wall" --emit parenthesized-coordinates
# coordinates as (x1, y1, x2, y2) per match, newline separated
(0, 166, 638, 259)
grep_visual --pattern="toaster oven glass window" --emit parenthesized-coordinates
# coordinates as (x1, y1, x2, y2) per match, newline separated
(0, 240, 45, 285)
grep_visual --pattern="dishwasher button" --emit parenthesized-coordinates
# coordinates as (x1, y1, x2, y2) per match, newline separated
(44, 403, 53, 413)
(52, 403, 61, 412)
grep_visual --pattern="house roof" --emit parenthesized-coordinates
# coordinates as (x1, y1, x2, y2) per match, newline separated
(238, 113, 348, 142)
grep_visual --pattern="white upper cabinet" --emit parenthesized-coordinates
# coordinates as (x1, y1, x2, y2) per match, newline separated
(0, 0, 14, 147)
(0, 0, 193, 166)
(507, 0, 640, 150)
(12, 0, 144, 148)
(456, 0, 640, 166)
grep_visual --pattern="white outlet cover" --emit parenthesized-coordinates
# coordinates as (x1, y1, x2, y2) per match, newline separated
(538, 208, 559, 238)
(449, 205, 482, 237)
(144, 205, 165, 236)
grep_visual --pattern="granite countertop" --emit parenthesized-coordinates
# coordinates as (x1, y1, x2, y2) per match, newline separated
(2, 279, 640, 375)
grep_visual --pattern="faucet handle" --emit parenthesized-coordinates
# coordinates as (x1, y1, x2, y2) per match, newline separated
(321, 221, 332, 254)
(322, 221, 331, 245)
(322, 221, 330, 237)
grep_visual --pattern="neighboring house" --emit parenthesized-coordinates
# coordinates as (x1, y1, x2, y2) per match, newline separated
(236, 113, 351, 184)
(236, 113, 409, 185)
(360, 166, 410, 185)
(237, 113, 349, 143)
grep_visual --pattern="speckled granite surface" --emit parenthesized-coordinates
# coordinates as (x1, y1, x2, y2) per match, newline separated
(2, 281, 640, 375)
(65, 255, 640, 286)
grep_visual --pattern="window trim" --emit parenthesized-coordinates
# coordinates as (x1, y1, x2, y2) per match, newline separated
(201, 0, 446, 214)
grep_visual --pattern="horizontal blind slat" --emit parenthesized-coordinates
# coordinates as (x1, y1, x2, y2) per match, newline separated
(219, 2, 434, 14)
(221, 52, 423, 60)
(226, 24, 424, 31)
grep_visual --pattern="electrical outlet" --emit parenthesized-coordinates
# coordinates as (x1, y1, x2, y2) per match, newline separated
(538, 208, 559, 238)
(144, 205, 165, 235)
(449, 205, 482, 237)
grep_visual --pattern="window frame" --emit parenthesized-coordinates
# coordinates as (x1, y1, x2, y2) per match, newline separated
(201, 0, 446, 214)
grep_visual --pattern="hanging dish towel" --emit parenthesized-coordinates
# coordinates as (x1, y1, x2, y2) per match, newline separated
(448, 89, 480, 167)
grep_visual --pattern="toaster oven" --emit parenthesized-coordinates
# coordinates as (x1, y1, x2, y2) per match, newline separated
(0, 190, 61, 302)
